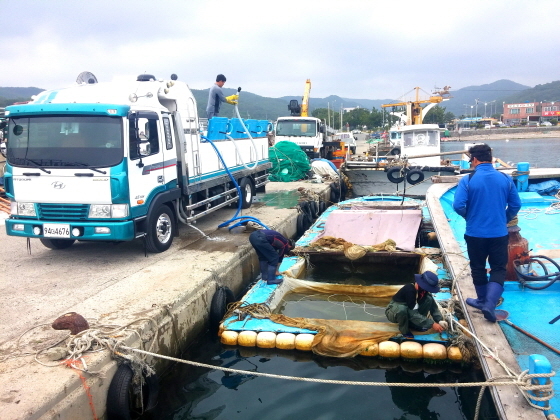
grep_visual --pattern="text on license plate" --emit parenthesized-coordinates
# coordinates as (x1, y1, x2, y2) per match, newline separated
(43, 224, 70, 238)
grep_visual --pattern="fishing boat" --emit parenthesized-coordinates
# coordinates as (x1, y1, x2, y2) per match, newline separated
(213, 195, 472, 363)
(426, 165, 560, 419)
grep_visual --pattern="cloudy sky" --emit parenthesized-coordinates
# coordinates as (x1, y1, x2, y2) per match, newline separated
(2, 0, 558, 101)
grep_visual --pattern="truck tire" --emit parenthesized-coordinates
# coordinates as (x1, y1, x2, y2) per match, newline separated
(351, 146, 356, 154)
(239, 178, 255, 209)
(40, 238, 76, 250)
(146, 204, 175, 253)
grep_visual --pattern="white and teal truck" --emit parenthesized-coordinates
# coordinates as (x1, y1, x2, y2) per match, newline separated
(3, 73, 270, 252)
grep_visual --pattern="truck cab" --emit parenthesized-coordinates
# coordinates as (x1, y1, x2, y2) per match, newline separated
(274, 116, 325, 159)
(4, 74, 270, 253)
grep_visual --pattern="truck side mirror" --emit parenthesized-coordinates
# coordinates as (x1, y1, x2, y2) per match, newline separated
(138, 140, 151, 157)
(319, 125, 325, 133)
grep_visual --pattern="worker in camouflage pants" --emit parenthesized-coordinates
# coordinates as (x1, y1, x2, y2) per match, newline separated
(385, 271, 446, 339)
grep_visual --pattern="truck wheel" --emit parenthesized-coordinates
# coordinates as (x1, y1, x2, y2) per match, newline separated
(40, 238, 76, 250)
(239, 178, 255, 209)
(146, 204, 175, 253)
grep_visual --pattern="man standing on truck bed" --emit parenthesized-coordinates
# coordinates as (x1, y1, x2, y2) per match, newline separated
(206, 74, 239, 119)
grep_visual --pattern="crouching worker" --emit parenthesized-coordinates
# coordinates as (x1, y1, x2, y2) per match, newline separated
(385, 271, 446, 339)
(249, 230, 295, 285)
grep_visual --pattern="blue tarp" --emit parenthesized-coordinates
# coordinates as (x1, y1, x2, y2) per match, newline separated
(527, 180, 560, 195)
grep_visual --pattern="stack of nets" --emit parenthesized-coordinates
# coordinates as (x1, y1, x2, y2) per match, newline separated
(308, 236, 397, 260)
(268, 141, 311, 182)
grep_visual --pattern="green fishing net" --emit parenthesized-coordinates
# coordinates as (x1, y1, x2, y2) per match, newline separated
(269, 141, 311, 182)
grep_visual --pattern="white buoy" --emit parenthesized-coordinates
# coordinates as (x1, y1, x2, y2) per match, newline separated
(379, 341, 400, 358)
(423, 343, 447, 360)
(276, 333, 296, 350)
(359, 343, 379, 357)
(447, 346, 463, 361)
(256, 332, 277, 348)
(400, 341, 423, 359)
(238, 331, 258, 347)
(220, 330, 239, 346)
(295, 334, 314, 351)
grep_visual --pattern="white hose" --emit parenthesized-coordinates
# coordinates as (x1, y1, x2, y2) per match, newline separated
(227, 95, 259, 170)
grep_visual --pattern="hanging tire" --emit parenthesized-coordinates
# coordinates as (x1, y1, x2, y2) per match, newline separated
(302, 213, 312, 232)
(209, 286, 235, 332)
(239, 178, 255, 209)
(319, 201, 327, 214)
(386, 167, 405, 184)
(330, 183, 340, 203)
(309, 201, 318, 218)
(106, 364, 159, 420)
(296, 213, 305, 236)
(389, 147, 401, 156)
(40, 238, 76, 250)
(145, 204, 175, 253)
(340, 181, 348, 200)
(406, 169, 425, 185)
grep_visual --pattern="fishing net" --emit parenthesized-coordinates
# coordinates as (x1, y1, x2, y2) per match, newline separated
(305, 236, 398, 260)
(223, 278, 445, 358)
(268, 141, 311, 182)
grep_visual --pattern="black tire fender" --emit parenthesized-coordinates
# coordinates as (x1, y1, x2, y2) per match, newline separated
(303, 213, 313, 231)
(209, 286, 235, 332)
(296, 213, 305, 236)
(406, 169, 425, 185)
(106, 364, 159, 420)
(389, 147, 401, 156)
(309, 201, 318, 218)
(386, 167, 405, 184)
(318, 201, 327, 214)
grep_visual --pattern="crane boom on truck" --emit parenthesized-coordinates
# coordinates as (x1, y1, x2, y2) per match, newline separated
(3, 72, 271, 253)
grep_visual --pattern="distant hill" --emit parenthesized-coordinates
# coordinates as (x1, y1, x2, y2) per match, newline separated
(0, 87, 44, 107)
(4, 80, 560, 121)
(443, 80, 531, 117)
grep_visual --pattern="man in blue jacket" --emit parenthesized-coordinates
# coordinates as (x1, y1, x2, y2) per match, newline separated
(453, 144, 521, 322)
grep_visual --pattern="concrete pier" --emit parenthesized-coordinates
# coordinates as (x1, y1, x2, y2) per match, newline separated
(0, 181, 331, 420)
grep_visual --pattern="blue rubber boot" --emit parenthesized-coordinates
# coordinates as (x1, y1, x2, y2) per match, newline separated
(481, 282, 504, 322)
(259, 261, 269, 281)
(266, 265, 283, 285)
(466, 284, 487, 310)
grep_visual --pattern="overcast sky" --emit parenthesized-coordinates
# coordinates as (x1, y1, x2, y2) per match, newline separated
(2, 0, 559, 101)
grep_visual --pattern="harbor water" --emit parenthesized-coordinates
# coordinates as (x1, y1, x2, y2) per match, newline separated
(144, 270, 498, 420)
(442, 137, 560, 168)
(141, 138, 560, 420)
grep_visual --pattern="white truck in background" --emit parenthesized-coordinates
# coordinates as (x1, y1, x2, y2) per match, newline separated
(274, 115, 328, 159)
(3, 72, 270, 253)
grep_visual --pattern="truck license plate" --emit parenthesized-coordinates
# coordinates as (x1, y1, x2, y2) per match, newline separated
(43, 224, 71, 238)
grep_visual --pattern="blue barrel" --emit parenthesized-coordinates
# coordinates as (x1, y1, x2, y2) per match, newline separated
(516, 162, 530, 192)
(229, 118, 249, 139)
(244, 119, 259, 136)
(206, 117, 229, 140)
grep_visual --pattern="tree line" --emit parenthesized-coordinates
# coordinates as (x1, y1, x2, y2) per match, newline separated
(311, 105, 457, 130)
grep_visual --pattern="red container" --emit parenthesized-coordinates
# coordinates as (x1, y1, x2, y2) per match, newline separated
(506, 225, 529, 281)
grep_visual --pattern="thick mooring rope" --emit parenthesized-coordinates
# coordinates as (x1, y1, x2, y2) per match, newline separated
(117, 344, 555, 420)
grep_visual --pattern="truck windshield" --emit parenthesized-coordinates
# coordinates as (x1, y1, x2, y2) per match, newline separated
(7, 115, 123, 168)
(276, 120, 317, 137)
